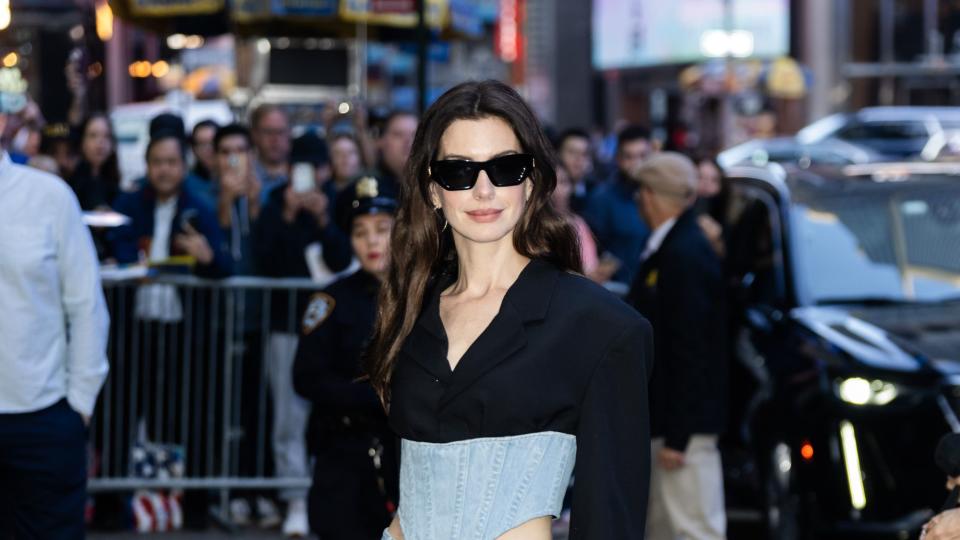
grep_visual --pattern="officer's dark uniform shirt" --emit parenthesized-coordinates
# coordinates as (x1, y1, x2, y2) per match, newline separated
(292, 268, 398, 539)
(388, 258, 655, 539)
(292, 269, 386, 451)
(627, 209, 727, 453)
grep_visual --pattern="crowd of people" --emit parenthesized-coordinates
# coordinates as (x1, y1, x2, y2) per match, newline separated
(2, 78, 737, 539)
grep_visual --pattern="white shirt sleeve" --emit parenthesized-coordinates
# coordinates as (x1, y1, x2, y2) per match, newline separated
(56, 190, 110, 417)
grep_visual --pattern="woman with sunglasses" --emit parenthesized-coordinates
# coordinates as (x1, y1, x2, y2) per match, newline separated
(364, 80, 653, 540)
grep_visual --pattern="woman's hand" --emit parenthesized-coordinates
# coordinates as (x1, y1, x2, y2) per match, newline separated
(387, 516, 404, 540)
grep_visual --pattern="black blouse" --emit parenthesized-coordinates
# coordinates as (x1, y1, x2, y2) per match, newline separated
(389, 258, 654, 539)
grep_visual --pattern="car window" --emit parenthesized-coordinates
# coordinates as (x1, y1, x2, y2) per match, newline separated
(791, 178, 960, 304)
(724, 183, 787, 307)
(837, 122, 928, 141)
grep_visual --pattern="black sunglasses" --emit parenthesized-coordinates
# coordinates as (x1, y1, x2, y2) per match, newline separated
(430, 153, 534, 191)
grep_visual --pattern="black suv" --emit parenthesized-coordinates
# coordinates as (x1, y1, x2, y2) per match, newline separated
(719, 163, 960, 539)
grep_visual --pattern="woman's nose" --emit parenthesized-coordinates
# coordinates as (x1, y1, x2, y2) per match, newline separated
(472, 171, 496, 199)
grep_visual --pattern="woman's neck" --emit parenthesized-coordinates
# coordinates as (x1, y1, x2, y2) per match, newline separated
(449, 235, 529, 297)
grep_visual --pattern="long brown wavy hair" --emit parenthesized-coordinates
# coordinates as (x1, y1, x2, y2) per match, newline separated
(364, 80, 582, 406)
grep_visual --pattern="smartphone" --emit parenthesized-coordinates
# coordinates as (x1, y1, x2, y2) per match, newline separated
(178, 208, 201, 234)
(228, 153, 248, 178)
(291, 162, 316, 193)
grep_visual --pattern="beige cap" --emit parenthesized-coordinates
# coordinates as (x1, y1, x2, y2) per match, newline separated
(628, 151, 697, 199)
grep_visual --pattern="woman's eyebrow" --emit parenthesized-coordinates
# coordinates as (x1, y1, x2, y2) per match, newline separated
(436, 150, 520, 161)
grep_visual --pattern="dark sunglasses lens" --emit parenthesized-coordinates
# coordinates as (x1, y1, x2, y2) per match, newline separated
(433, 161, 479, 190)
(487, 154, 533, 187)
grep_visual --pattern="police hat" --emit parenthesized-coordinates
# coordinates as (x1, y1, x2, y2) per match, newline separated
(334, 176, 398, 231)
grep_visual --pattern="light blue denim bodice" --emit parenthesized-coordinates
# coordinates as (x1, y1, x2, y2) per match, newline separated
(382, 431, 576, 540)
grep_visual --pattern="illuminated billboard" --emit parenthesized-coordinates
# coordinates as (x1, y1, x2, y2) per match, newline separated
(592, 0, 789, 69)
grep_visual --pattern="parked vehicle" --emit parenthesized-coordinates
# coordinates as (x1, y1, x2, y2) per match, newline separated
(718, 136, 884, 169)
(796, 106, 960, 160)
(719, 162, 960, 539)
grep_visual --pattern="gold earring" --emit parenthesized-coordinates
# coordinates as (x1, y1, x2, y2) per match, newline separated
(435, 205, 448, 232)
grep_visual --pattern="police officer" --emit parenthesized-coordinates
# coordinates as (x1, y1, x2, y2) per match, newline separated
(291, 176, 398, 539)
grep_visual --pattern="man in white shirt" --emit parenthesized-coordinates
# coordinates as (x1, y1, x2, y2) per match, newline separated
(0, 110, 110, 537)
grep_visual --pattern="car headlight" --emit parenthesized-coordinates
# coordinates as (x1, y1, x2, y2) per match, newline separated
(836, 377, 899, 406)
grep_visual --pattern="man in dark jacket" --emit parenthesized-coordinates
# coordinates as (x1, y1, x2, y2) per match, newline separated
(111, 133, 231, 279)
(626, 152, 727, 540)
(582, 125, 653, 285)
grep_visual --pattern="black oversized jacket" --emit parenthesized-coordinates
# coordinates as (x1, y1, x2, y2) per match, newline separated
(627, 209, 727, 452)
(389, 258, 654, 539)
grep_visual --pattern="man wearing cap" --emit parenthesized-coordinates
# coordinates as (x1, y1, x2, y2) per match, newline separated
(0, 77, 111, 537)
(626, 152, 727, 540)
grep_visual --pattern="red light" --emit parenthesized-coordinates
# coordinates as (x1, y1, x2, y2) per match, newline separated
(495, 0, 519, 63)
(801, 441, 814, 461)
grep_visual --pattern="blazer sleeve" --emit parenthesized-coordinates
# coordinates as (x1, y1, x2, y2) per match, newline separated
(659, 251, 716, 452)
(292, 320, 381, 413)
(569, 317, 653, 540)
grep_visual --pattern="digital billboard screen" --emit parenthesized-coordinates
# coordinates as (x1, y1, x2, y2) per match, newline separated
(592, 0, 789, 70)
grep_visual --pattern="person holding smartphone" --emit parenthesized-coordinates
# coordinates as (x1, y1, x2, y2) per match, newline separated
(110, 132, 231, 279)
(214, 123, 262, 276)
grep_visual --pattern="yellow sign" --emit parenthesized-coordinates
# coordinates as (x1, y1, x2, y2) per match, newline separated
(340, 0, 446, 29)
(645, 269, 658, 288)
(125, 0, 223, 17)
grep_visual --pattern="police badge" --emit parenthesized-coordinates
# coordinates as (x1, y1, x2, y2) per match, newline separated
(302, 292, 335, 335)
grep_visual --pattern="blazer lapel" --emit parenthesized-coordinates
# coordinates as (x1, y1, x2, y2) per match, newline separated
(400, 273, 456, 382)
(437, 259, 558, 409)
(438, 303, 527, 408)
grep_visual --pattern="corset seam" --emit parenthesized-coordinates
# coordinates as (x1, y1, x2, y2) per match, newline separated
(475, 439, 507, 539)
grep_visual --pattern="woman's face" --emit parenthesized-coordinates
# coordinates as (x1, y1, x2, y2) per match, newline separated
(430, 116, 532, 247)
(331, 137, 361, 182)
(82, 117, 113, 169)
(697, 160, 722, 198)
(551, 166, 572, 212)
(351, 213, 394, 277)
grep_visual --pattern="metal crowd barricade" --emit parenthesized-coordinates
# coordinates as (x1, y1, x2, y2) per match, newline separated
(88, 272, 325, 513)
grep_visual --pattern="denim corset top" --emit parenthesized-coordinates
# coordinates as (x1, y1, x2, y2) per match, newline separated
(391, 431, 576, 540)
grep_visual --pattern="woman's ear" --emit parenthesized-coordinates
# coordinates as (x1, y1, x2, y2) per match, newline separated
(428, 182, 442, 209)
(524, 178, 533, 202)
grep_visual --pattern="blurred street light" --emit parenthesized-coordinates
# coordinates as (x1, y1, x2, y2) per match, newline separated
(700, 29, 755, 58)
(96, 0, 114, 41)
(2, 52, 17, 68)
(151, 60, 169, 78)
(167, 34, 187, 50)
(0, 0, 12, 31)
(184, 35, 204, 49)
(128, 61, 151, 78)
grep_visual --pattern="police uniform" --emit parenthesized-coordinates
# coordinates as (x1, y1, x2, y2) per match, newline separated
(291, 177, 398, 540)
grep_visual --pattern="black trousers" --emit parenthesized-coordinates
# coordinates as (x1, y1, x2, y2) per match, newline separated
(0, 399, 88, 539)
(308, 444, 394, 540)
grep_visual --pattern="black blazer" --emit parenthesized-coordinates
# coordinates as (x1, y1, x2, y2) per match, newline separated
(627, 209, 727, 452)
(389, 258, 653, 539)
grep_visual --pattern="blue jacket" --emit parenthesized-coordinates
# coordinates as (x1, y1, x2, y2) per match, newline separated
(109, 184, 232, 278)
(582, 172, 649, 284)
